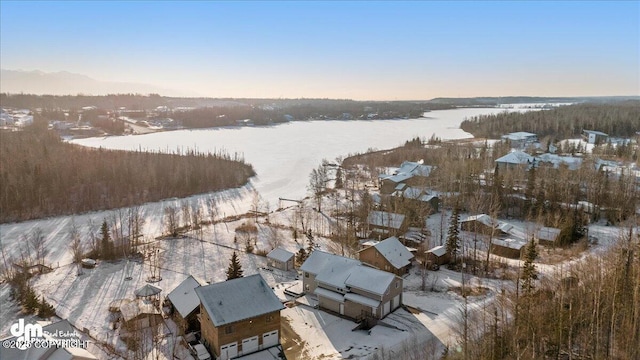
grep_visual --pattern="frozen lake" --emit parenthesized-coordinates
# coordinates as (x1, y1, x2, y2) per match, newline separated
(72, 107, 512, 207)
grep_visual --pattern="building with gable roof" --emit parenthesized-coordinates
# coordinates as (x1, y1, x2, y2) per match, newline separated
(379, 161, 434, 194)
(495, 150, 535, 170)
(501, 131, 539, 149)
(195, 274, 284, 360)
(366, 210, 407, 238)
(166, 275, 207, 333)
(357, 236, 414, 276)
(266, 248, 295, 271)
(300, 251, 403, 321)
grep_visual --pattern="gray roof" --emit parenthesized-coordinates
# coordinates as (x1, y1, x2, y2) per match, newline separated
(396, 161, 434, 177)
(300, 250, 360, 276)
(167, 275, 207, 319)
(536, 227, 561, 242)
(535, 153, 583, 171)
(583, 129, 608, 136)
(492, 238, 526, 250)
(370, 236, 413, 269)
(267, 247, 295, 263)
(495, 151, 534, 165)
(195, 274, 284, 327)
(367, 210, 405, 230)
(344, 265, 396, 296)
(135, 284, 162, 297)
(501, 132, 537, 141)
(426, 245, 447, 257)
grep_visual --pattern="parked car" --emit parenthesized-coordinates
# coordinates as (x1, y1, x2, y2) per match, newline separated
(190, 343, 211, 360)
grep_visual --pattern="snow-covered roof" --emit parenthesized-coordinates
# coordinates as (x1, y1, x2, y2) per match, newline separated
(316, 260, 359, 289)
(135, 284, 162, 297)
(369, 236, 414, 269)
(314, 287, 345, 303)
(396, 161, 434, 177)
(121, 300, 161, 322)
(495, 150, 534, 165)
(583, 129, 608, 136)
(300, 251, 360, 276)
(267, 247, 295, 263)
(167, 275, 207, 319)
(344, 265, 396, 296)
(426, 245, 447, 257)
(367, 211, 405, 230)
(536, 153, 583, 171)
(195, 274, 284, 327)
(536, 227, 561, 242)
(461, 214, 495, 227)
(344, 292, 381, 308)
(501, 132, 537, 141)
(492, 238, 526, 250)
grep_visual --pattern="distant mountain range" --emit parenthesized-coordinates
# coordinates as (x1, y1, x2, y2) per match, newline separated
(0, 69, 198, 97)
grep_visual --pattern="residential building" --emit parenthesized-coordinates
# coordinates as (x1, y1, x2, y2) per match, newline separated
(166, 275, 207, 333)
(535, 227, 561, 246)
(495, 150, 534, 170)
(358, 236, 414, 276)
(266, 248, 295, 271)
(391, 186, 440, 213)
(195, 274, 284, 360)
(491, 238, 526, 259)
(367, 210, 407, 239)
(501, 131, 538, 149)
(379, 161, 434, 194)
(425, 245, 450, 267)
(582, 130, 609, 144)
(300, 251, 403, 321)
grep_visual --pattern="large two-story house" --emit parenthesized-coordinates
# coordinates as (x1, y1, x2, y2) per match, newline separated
(301, 251, 403, 321)
(195, 274, 284, 360)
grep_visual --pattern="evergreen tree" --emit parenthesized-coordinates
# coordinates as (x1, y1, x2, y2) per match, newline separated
(296, 248, 307, 265)
(100, 220, 112, 260)
(446, 207, 461, 263)
(520, 238, 538, 294)
(524, 165, 536, 215)
(24, 286, 39, 314)
(226, 251, 244, 280)
(37, 296, 56, 318)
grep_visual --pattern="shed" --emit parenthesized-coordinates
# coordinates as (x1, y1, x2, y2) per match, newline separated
(267, 248, 295, 271)
(425, 245, 450, 267)
(166, 275, 207, 332)
(491, 238, 526, 259)
(536, 227, 561, 246)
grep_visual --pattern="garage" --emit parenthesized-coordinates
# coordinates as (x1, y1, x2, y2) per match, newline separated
(220, 342, 238, 360)
(242, 336, 259, 354)
(382, 301, 390, 317)
(263, 330, 279, 348)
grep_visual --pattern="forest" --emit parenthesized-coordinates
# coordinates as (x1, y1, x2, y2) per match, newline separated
(0, 125, 255, 223)
(460, 101, 640, 139)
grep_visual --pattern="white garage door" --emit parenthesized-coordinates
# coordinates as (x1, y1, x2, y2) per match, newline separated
(392, 294, 400, 309)
(220, 342, 238, 360)
(263, 330, 279, 348)
(382, 301, 390, 317)
(242, 336, 259, 354)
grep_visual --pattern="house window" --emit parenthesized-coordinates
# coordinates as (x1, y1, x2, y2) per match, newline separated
(266, 315, 273, 323)
(395, 281, 399, 289)
(375, 252, 379, 258)
(225, 325, 234, 334)
(304, 272, 309, 278)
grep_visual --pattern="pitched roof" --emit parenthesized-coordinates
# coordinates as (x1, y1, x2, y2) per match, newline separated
(495, 151, 534, 165)
(492, 238, 527, 250)
(367, 211, 405, 230)
(536, 227, 561, 242)
(195, 274, 284, 327)
(267, 248, 295, 263)
(300, 250, 360, 275)
(501, 132, 537, 141)
(135, 284, 162, 297)
(583, 129, 608, 136)
(344, 265, 396, 296)
(167, 275, 207, 319)
(369, 236, 413, 269)
(426, 245, 447, 257)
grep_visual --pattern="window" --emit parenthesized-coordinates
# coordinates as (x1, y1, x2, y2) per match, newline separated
(304, 272, 309, 278)
(395, 281, 400, 289)
(225, 325, 234, 334)
(375, 252, 379, 258)
(266, 314, 273, 323)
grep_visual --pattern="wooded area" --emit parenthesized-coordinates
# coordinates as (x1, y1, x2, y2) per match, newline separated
(460, 101, 640, 139)
(0, 126, 255, 223)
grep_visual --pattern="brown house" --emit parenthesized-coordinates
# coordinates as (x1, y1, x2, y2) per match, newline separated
(358, 236, 414, 276)
(367, 210, 407, 239)
(195, 274, 284, 360)
(425, 245, 450, 267)
(166, 275, 207, 333)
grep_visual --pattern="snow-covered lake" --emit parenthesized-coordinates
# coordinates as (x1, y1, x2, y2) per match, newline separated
(71, 107, 513, 207)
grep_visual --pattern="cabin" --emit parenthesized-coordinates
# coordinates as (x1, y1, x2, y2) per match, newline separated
(166, 275, 207, 333)
(358, 236, 414, 276)
(491, 238, 526, 259)
(367, 210, 407, 239)
(535, 226, 561, 246)
(582, 130, 608, 144)
(266, 248, 295, 271)
(495, 151, 534, 170)
(195, 274, 284, 360)
(379, 161, 434, 194)
(425, 245, 450, 267)
(460, 214, 514, 237)
(300, 251, 403, 321)
(391, 186, 440, 213)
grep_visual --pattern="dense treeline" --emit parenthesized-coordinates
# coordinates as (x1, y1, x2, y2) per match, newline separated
(0, 127, 255, 223)
(460, 101, 640, 139)
(170, 105, 288, 128)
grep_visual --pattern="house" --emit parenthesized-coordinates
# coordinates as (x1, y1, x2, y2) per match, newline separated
(367, 210, 407, 238)
(536, 153, 583, 171)
(120, 299, 163, 330)
(379, 161, 434, 194)
(491, 238, 526, 259)
(501, 132, 538, 149)
(460, 214, 514, 236)
(195, 274, 284, 360)
(300, 251, 403, 321)
(495, 151, 534, 170)
(583, 130, 609, 144)
(0, 320, 97, 360)
(166, 275, 207, 333)
(391, 186, 440, 213)
(266, 248, 295, 271)
(425, 245, 450, 267)
(358, 236, 414, 276)
(535, 226, 561, 246)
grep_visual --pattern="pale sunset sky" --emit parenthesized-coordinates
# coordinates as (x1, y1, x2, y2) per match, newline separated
(1, 1, 638, 100)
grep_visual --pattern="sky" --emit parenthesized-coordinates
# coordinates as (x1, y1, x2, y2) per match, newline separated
(1, 1, 638, 100)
